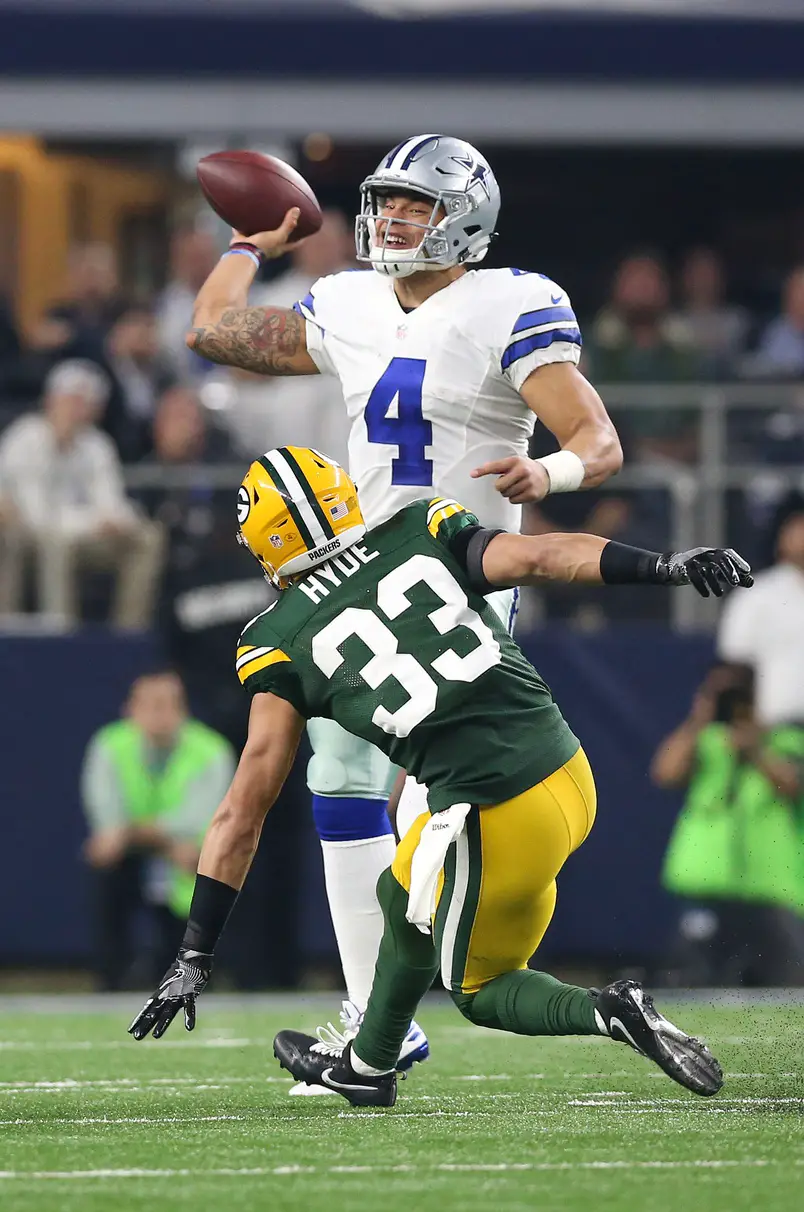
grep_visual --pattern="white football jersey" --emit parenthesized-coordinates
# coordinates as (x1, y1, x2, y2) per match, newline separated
(294, 268, 582, 531)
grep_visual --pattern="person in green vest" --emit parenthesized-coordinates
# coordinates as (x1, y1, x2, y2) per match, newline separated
(81, 668, 235, 990)
(651, 665, 804, 986)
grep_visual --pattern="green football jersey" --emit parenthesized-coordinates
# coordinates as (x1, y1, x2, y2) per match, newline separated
(236, 498, 579, 812)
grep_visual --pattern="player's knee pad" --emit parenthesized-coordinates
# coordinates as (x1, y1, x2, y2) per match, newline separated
(311, 794, 392, 843)
(451, 989, 480, 1023)
(307, 717, 398, 799)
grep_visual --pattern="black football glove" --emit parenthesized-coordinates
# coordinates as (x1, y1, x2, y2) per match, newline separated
(657, 547, 753, 598)
(128, 949, 213, 1041)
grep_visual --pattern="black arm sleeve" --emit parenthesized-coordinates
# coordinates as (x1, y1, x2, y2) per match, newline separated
(447, 524, 508, 596)
(599, 541, 663, 585)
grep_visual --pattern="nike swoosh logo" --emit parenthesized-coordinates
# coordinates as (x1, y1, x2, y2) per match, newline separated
(609, 1016, 646, 1055)
(551, 293, 563, 304)
(320, 1067, 379, 1093)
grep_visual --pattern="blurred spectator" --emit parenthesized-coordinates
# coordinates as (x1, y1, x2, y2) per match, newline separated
(81, 669, 234, 990)
(0, 297, 21, 400)
(717, 508, 804, 725)
(156, 228, 220, 382)
(652, 666, 804, 986)
(204, 210, 353, 462)
(100, 304, 176, 461)
(150, 383, 234, 467)
(741, 265, 804, 379)
(30, 242, 123, 363)
(139, 388, 267, 747)
(587, 253, 702, 463)
(0, 359, 164, 628)
(252, 206, 356, 309)
(588, 253, 699, 380)
(673, 247, 748, 374)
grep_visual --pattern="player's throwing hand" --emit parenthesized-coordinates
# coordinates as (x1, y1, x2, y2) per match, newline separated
(471, 456, 551, 504)
(128, 950, 213, 1040)
(229, 208, 301, 260)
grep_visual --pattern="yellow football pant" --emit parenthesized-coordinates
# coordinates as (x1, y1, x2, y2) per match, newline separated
(391, 747, 597, 994)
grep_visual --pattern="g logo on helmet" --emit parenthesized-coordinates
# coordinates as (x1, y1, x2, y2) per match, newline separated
(237, 485, 251, 526)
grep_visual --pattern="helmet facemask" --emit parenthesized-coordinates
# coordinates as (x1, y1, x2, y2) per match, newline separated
(356, 184, 482, 279)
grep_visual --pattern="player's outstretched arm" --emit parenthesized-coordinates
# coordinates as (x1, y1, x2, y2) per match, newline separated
(128, 694, 304, 1041)
(480, 531, 753, 598)
(186, 210, 319, 376)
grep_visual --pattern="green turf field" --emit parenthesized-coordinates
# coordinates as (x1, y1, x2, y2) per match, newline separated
(0, 992, 802, 1212)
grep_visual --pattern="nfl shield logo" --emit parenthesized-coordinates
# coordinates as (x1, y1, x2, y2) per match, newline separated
(397, 324, 407, 340)
(269, 534, 283, 549)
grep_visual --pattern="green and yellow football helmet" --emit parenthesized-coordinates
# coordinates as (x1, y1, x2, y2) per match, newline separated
(237, 446, 366, 588)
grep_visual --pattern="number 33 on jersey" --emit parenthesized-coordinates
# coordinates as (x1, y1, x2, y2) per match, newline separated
(293, 267, 582, 535)
(235, 498, 578, 814)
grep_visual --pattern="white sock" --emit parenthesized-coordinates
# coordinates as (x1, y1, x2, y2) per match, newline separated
(320, 834, 396, 1010)
(350, 1045, 393, 1077)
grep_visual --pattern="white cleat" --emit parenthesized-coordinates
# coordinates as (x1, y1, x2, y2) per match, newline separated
(286, 999, 429, 1096)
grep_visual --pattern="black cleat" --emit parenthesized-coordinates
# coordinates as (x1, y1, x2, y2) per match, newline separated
(273, 1030, 397, 1108)
(594, 979, 723, 1097)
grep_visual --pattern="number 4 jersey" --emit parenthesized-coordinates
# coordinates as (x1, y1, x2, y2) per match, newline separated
(236, 499, 579, 812)
(293, 268, 582, 532)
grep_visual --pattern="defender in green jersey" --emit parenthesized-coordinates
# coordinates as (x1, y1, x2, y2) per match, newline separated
(235, 495, 578, 814)
(130, 446, 752, 1107)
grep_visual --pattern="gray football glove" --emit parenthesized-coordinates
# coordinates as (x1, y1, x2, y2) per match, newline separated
(128, 949, 213, 1041)
(657, 548, 753, 598)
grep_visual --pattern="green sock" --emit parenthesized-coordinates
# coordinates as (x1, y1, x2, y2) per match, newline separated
(454, 968, 600, 1036)
(352, 868, 439, 1072)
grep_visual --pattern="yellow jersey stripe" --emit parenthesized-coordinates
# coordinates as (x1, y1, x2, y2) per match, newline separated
(236, 648, 291, 684)
(427, 501, 465, 538)
(236, 645, 256, 659)
(426, 496, 459, 526)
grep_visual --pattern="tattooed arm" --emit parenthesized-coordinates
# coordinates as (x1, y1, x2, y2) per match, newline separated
(186, 210, 320, 377)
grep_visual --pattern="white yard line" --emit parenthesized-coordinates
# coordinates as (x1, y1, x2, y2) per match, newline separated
(0, 1076, 286, 1090)
(0, 1039, 258, 1051)
(569, 1097, 804, 1107)
(0, 1115, 247, 1126)
(0, 1160, 779, 1180)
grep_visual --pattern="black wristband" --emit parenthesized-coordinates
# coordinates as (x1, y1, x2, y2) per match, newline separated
(182, 874, 239, 955)
(228, 240, 265, 263)
(599, 540, 662, 585)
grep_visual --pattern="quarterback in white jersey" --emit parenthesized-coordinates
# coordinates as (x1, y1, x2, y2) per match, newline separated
(294, 266, 582, 536)
(187, 133, 622, 1089)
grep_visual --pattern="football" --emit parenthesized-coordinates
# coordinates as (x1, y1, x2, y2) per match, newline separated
(196, 150, 323, 241)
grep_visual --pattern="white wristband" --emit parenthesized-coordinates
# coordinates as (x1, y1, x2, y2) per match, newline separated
(536, 450, 586, 494)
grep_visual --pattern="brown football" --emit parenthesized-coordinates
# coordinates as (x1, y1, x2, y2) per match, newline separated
(196, 150, 323, 241)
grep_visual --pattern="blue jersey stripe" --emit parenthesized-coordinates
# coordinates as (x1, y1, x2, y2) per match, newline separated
(295, 291, 315, 315)
(501, 327, 582, 371)
(512, 305, 577, 334)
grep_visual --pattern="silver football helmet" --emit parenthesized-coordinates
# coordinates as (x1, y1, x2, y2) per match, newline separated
(355, 134, 500, 279)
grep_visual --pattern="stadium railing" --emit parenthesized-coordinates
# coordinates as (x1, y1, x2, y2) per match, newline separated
(113, 383, 804, 631)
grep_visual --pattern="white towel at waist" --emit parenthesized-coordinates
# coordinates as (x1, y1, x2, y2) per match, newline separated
(405, 803, 471, 934)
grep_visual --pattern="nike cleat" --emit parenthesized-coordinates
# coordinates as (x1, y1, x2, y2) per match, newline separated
(287, 1000, 428, 1095)
(274, 1030, 397, 1108)
(595, 979, 723, 1097)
